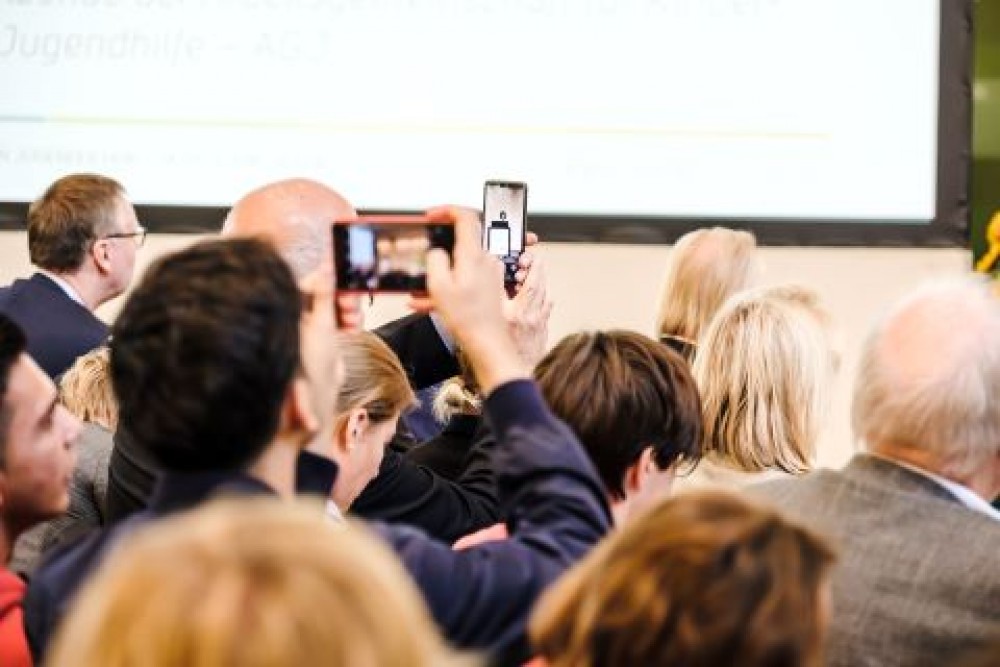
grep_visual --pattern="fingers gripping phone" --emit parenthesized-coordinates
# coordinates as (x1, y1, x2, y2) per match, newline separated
(483, 181, 527, 285)
(332, 216, 455, 293)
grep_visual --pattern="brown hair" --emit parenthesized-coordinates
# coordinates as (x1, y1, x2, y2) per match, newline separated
(48, 498, 472, 667)
(28, 173, 126, 271)
(656, 227, 758, 359)
(534, 331, 703, 499)
(59, 347, 117, 431)
(336, 331, 416, 424)
(531, 491, 836, 667)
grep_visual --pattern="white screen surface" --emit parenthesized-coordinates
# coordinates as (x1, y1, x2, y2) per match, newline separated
(0, 0, 940, 221)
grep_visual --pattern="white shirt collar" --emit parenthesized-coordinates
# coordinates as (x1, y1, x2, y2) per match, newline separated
(871, 454, 1000, 522)
(324, 499, 346, 525)
(39, 271, 85, 307)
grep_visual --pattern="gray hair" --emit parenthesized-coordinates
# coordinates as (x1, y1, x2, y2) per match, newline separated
(852, 276, 1000, 478)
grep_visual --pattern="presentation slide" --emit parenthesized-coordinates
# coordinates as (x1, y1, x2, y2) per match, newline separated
(0, 0, 940, 221)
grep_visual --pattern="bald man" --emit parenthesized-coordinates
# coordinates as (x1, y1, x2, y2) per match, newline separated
(107, 178, 500, 542)
(749, 277, 1000, 667)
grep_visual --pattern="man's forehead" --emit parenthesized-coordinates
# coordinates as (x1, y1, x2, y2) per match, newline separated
(5, 354, 57, 418)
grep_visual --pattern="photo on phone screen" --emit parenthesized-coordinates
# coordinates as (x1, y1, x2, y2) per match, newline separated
(332, 219, 454, 292)
(483, 180, 527, 259)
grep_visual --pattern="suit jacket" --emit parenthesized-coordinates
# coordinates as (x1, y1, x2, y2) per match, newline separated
(23, 453, 337, 663)
(373, 380, 612, 664)
(0, 273, 108, 379)
(405, 414, 480, 482)
(747, 455, 1000, 667)
(105, 312, 481, 533)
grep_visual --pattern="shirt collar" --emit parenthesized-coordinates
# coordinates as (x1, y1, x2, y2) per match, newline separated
(870, 454, 1000, 522)
(38, 270, 85, 307)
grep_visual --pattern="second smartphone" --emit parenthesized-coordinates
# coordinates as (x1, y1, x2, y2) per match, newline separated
(483, 180, 527, 285)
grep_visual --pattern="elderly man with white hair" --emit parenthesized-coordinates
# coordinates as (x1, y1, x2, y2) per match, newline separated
(748, 276, 1000, 667)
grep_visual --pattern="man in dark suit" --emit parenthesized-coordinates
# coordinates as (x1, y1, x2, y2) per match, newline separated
(749, 277, 1000, 667)
(0, 174, 143, 379)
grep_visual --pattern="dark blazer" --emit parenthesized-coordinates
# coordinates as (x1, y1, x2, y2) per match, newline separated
(405, 414, 480, 482)
(374, 381, 612, 664)
(23, 453, 337, 663)
(0, 273, 108, 378)
(748, 455, 1000, 667)
(107, 313, 499, 541)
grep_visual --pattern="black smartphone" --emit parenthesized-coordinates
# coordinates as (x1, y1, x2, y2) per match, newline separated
(332, 216, 455, 293)
(483, 180, 528, 285)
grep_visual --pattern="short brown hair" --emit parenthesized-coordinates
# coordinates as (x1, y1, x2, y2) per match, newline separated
(28, 173, 125, 271)
(534, 331, 703, 499)
(531, 491, 836, 667)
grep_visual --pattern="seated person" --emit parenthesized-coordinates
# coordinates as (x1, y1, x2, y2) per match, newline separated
(456, 329, 703, 550)
(530, 490, 836, 667)
(12, 348, 117, 575)
(318, 331, 417, 516)
(24, 238, 341, 663)
(748, 277, 1000, 667)
(0, 314, 80, 666)
(47, 498, 464, 667)
(677, 285, 837, 490)
(655, 227, 758, 361)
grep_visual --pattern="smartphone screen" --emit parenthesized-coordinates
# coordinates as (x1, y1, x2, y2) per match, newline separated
(483, 181, 527, 261)
(332, 218, 454, 293)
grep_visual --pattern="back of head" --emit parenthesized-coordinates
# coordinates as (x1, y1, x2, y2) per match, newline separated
(531, 490, 836, 667)
(222, 178, 356, 279)
(534, 330, 703, 499)
(48, 498, 463, 667)
(656, 227, 758, 351)
(110, 238, 301, 472)
(0, 314, 28, 462)
(432, 350, 481, 423)
(59, 347, 117, 431)
(335, 330, 416, 424)
(852, 276, 1000, 479)
(693, 287, 834, 474)
(28, 173, 125, 273)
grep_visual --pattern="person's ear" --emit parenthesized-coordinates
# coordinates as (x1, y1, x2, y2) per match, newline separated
(91, 239, 113, 275)
(624, 446, 661, 498)
(344, 408, 368, 452)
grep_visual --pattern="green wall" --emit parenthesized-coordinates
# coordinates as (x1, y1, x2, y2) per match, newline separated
(972, 1, 1000, 263)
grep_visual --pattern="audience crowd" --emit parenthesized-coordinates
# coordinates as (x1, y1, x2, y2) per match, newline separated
(0, 172, 996, 667)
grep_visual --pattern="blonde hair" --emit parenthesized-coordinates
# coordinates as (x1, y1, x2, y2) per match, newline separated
(48, 498, 470, 667)
(59, 347, 117, 431)
(693, 287, 834, 474)
(432, 350, 481, 423)
(656, 227, 758, 356)
(336, 331, 416, 425)
(531, 491, 836, 667)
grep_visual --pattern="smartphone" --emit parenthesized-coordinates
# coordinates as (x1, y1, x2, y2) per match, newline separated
(483, 180, 527, 285)
(332, 216, 454, 293)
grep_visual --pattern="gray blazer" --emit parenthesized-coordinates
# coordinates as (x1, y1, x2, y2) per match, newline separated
(747, 455, 1000, 667)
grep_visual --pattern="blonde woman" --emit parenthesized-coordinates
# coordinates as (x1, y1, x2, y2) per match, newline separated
(11, 348, 117, 575)
(679, 285, 836, 490)
(656, 227, 758, 361)
(47, 498, 471, 667)
(530, 491, 836, 667)
(321, 331, 417, 516)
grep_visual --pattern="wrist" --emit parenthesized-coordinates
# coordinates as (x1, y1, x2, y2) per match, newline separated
(459, 329, 530, 395)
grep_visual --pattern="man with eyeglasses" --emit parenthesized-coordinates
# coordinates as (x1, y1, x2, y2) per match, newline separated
(0, 174, 143, 379)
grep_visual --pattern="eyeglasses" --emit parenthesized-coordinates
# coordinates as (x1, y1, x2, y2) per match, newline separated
(102, 225, 147, 248)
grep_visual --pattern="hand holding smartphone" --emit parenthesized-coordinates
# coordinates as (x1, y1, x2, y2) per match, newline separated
(483, 180, 528, 286)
